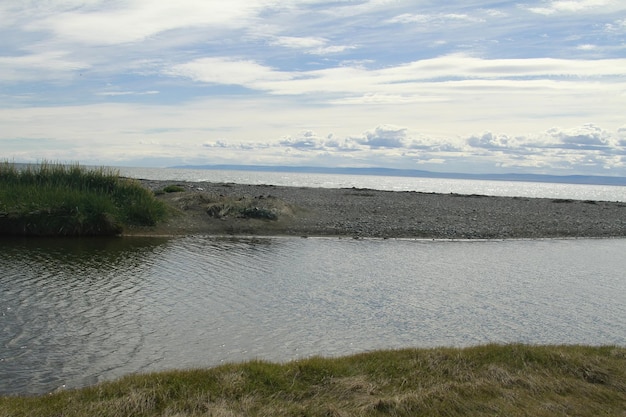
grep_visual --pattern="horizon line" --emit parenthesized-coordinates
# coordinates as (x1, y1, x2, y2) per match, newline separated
(170, 164, 626, 186)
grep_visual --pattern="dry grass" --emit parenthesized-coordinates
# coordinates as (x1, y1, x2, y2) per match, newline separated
(1, 344, 625, 416)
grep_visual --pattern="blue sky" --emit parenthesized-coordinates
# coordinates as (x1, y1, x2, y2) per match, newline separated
(1, 1, 626, 176)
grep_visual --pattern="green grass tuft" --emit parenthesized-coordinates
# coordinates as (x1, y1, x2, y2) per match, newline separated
(156, 184, 186, 194)
(0, 161, 167, 236)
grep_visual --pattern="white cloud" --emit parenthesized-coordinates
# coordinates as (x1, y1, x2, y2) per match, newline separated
(165, 57, 293, 87)
(605, 18, 626, 33)
(526, 0, 617, 15)
(318, 0, 400, 18)
(386, 13, 434, 24)
(359, 125, 408, 148)
(544, 124, 617, 149)
(270, 35, 355, 55)
(28, 1, 267, 45)
(483, 9, 509, 18)
(166, 54, 626, 97)
(268, 124, 626, 173)
(618, 126, 626, 144)
(279, 130, 325, 149)
(468, 132, 516, 150)
(97, 90, 159, 97)
(474, 124, 620, 148)
(387, 12, 484, 24)
(0, 50, 89, 81)
(310, 45, 356, 55)
(271, 36, 326, 49)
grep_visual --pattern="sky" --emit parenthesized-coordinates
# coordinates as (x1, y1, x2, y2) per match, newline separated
(1, 0, 626, 176)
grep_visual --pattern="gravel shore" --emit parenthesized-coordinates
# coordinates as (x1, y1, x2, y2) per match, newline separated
(135, 179, 626, 239)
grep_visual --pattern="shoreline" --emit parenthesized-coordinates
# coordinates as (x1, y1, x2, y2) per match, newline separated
(130, 179, 626, 239)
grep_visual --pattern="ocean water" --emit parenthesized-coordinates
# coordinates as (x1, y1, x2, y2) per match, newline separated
(117, 166, 626, 202)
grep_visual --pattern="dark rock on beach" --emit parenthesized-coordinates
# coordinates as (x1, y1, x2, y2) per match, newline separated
(133, 179, 626, 239)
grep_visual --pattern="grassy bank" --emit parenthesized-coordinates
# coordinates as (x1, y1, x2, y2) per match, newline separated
(1, 344, 624, 416)
(0, 162, 166, 236)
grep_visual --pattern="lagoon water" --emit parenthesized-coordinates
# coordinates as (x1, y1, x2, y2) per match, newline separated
(1, 235, 626, 395)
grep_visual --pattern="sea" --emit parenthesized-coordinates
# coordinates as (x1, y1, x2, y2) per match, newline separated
(117, 166, 626, 202)
(1, 166, 625, 395)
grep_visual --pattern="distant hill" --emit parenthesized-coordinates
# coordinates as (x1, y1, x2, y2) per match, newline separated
(170, 164, 626, 186)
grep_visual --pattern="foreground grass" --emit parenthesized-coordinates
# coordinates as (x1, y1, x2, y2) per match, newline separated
(1, 345, 624, 416)
(0, 162, 166, 236)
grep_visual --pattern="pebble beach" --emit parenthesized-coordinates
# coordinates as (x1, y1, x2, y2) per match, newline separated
(137, 179, 626, 239)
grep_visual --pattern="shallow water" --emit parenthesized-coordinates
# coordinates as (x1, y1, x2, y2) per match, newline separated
(1, 236, 625, 395)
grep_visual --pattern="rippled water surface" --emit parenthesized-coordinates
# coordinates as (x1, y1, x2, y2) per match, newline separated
(1, 236, 625, 395)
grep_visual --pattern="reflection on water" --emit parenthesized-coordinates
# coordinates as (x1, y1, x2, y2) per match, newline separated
(0, 237, 170, 394)
(1, 236, 625, 395)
